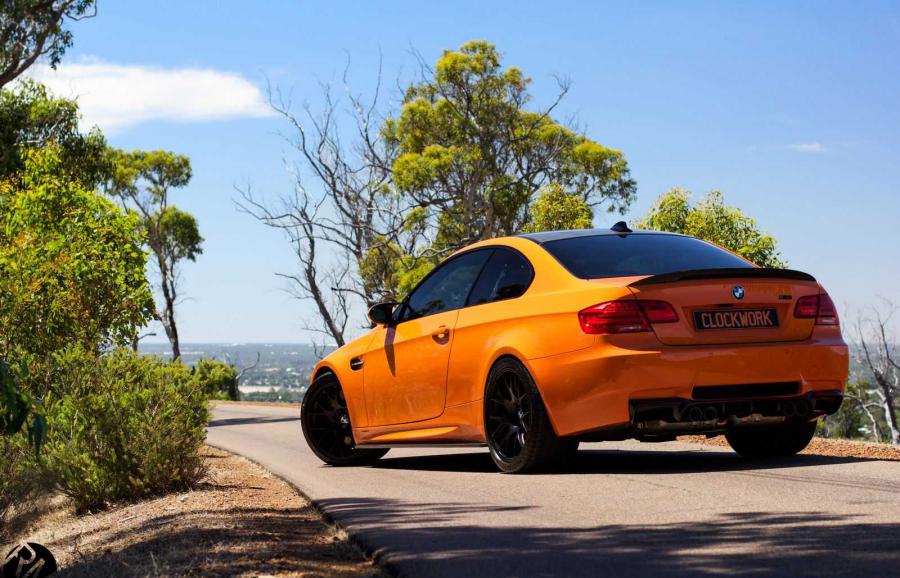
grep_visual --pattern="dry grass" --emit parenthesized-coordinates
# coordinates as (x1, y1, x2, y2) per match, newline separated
(680, 435, 900, 461)
(4, 446, 385, 578)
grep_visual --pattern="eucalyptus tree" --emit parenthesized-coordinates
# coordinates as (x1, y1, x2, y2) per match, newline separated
(107, 150, 203, 359)
(242, 41, 636, 348)
(0, 0, 96, 88)
(637, 188, 786, 268)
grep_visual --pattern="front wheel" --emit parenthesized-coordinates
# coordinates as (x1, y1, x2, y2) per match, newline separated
(725, 420, 817, 458)
(301, 373, 388, 466)
(484, 358, 571, 474)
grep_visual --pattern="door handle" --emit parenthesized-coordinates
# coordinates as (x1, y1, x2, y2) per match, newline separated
(431, 325, 450, 341)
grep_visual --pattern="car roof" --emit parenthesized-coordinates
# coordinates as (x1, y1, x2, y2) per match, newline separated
(517, 227, 686, 245)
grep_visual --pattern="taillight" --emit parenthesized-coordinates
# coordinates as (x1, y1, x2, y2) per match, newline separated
(794, 293, 839, 325)
(579, 300, 649, 334)
(815, 293, 839, 325)
(578, 299, 678, 334)
(638, 300, 679, 324)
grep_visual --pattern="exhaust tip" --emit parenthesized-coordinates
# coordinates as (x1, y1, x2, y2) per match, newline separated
(703, 406, 719, 421)
(687, 406, 704, 422)
(783, 401, 797, 417)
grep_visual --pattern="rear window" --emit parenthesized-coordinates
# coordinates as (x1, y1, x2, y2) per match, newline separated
(542, 234, 753, 279)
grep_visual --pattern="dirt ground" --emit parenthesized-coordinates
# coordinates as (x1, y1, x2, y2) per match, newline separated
(680, 434, 900, 461)
(4, 447, 385, 578)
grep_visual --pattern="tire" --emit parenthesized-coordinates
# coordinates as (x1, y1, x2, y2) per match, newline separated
(483, 358, 572, 474)
(301, 373, 388, 466)
(725, 420, 817, 458)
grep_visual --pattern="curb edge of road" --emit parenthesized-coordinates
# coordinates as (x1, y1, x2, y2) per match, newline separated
(205, 440, 403, 578)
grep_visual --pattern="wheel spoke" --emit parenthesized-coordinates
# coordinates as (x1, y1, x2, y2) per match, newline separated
(486, 369, 534, 462)
(304, 381, 356, 459)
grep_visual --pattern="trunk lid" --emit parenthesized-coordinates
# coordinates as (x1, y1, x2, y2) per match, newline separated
(627, 268, 820, 345)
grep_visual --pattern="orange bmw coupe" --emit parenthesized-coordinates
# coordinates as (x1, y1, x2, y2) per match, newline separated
(302, 223, 848, 473)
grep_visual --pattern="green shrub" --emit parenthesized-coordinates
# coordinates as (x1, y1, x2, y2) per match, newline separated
(0, 435, 40, 542)
(41, 348, 208, 512)
(193, 358, 240, 401)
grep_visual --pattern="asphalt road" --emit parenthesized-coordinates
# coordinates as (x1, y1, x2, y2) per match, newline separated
(208, 404, 900, 578)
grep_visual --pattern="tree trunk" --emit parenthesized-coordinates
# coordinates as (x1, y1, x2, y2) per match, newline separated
(882, 387, 900, 444)
(157, 257, 181, 360)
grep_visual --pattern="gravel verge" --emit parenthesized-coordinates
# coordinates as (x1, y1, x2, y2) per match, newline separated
(4, 446, 386, 578)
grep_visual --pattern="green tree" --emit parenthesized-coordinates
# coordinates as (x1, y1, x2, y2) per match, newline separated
(244, 41, 636, 347)
(0, 0, 96, 88)
(193, 358, 240, 401)
(525, 184, 594, 233)
(637, 188, 786, 268)
(0, 80, 109, 184)
(0, 146, 154, 392)
(387, 40, 635, 251)
(0, 147, 154, 357)
(106, 149, 202, 359)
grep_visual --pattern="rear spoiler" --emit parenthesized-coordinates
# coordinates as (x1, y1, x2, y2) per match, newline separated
(629, 267, 816, 287)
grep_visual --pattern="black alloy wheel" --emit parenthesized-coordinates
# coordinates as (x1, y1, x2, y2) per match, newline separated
(486, 368, 535, 461)
(301, 373, 388, 466)
(484, 358, 575, 473)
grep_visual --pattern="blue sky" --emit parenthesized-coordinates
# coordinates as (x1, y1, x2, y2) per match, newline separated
(35, 1, 900, 342)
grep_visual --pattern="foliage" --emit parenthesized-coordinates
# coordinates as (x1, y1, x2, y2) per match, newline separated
(0, 80, 110, 184)
(40, 348, 208, 512)
(0, 434, 40, 542)
(1, 359, 29, 436)
(0, 147, 154, 369)
(819, 380, 875, 440)
(525, 184, 594, 233)
(193, 359, 240, 401)
(636, 189, 786, 268)
(382, 40, 636, 277)
(106, 149, 202, 358)
(0, 0, 96, 88)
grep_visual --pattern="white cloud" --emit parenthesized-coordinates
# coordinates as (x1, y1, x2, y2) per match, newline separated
(785, 142, 827, 153)
(26, 58, 273, 133)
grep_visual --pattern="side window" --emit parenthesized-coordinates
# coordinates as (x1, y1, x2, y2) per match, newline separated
(397, 250, 492, 322)
(467, 248, 534, 306)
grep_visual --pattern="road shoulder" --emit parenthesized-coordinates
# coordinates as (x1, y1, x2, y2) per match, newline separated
(5, 446, 386, 578)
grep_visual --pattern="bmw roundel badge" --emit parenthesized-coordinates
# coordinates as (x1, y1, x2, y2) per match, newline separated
(732, 285, 745, 300)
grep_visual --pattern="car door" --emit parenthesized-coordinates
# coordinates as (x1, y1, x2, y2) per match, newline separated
(446, 248, 536, 407)
(363, 249, 493, 426)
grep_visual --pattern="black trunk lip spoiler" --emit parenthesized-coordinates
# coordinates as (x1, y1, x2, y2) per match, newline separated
(628, 267, 816, 287)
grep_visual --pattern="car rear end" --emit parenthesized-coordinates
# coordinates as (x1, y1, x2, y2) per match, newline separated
(523, 230, 849, 441)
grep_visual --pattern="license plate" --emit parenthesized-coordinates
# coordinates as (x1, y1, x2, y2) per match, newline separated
(693, 308, 778, 331)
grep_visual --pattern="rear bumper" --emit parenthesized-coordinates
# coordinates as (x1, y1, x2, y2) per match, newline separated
(527, 330, 849, 437)
(626, 390, 842, 439)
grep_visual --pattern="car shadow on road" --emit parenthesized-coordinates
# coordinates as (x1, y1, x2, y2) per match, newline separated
(371, 447, 885, 476)
(315, 498, 900, 577)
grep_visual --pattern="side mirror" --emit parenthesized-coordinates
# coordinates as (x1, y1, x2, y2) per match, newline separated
(368, 301, 398, 326)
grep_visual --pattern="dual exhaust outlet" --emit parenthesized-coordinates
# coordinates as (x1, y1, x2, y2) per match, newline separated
(683, 399, 809, 424)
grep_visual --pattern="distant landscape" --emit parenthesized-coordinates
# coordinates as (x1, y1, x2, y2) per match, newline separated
(139, 343, 333, 401)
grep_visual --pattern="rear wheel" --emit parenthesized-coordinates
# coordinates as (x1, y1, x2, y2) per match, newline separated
(484, 358, 572, 473)
(301, 373, 388, 466)
(725, 420, 817, 458)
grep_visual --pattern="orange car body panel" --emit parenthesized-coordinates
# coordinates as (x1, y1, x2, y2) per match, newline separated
(310, 235, 849, 445)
